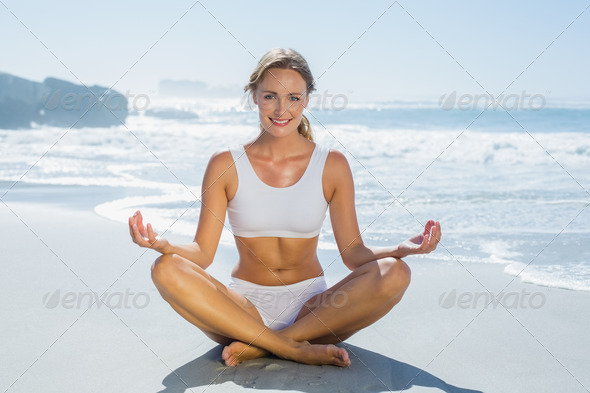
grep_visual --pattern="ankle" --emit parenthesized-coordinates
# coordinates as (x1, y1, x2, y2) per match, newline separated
(278, 337, 306, 360)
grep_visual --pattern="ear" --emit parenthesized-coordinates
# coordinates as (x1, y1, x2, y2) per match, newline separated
(252, 91, 259, 105)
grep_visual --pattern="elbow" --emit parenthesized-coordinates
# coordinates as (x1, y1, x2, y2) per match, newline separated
(195, 245, 215, 269)
(342, 257, 361, 271)
(197, 247, 214, 269)
(340, 243, 365, 271)
(344, 263, 357, 272)
(190, 241, 214, 269)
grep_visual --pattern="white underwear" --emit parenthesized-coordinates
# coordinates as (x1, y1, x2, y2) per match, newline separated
(228, 276, 328, 331)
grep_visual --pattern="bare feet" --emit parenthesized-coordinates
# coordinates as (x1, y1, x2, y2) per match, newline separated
(222, 341, 269, 366)
(290, 340, 351, 367)
(222, 339, 350, 368)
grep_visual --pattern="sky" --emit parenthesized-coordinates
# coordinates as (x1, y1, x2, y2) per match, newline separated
(1, 0, 589, 104)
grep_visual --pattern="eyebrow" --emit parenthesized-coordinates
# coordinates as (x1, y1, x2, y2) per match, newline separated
(263, 90, 304, 95)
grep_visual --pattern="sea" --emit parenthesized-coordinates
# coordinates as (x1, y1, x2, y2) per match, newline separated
(1, 97, 589, 292)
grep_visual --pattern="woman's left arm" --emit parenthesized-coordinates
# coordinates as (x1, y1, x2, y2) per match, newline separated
(325, 150, 441, 271)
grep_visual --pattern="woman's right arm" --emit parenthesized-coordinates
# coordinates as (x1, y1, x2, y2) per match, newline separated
(128, 150, 233, 270)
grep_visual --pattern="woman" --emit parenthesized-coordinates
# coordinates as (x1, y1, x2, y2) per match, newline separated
(129, 48, 441, 367)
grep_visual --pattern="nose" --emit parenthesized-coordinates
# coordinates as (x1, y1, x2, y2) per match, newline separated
(274, 97, 289, 117)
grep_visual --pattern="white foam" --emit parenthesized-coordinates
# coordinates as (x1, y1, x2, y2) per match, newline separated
(479, 240, 523, 264)
(94, 192, 237, 247)
(3, 109, 589, 294)
(504, 262, 590, 292)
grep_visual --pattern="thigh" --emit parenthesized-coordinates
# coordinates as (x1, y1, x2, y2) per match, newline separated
(294, 260, 379, 319)
(153, 254, 265, 336)
(293, 258, 402, 323)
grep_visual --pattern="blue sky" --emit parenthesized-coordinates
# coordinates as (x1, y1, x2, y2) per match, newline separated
(1, 0, 589, 104)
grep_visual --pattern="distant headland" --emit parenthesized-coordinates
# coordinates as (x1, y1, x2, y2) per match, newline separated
(0, 72, 128, 129)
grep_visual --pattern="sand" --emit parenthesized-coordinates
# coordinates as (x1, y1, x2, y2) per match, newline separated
(1, 186, 589, 392)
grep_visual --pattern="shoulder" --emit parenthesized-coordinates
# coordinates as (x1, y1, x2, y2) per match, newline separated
(208, 148, 235, 167)
(202, 148, 237, 185)
(322, 148, 353, 201)
(324, 148, 350, 173)
(209, 148, 234, 164)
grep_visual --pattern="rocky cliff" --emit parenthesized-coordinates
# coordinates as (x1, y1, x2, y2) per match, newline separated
(0, 72, 128, 129)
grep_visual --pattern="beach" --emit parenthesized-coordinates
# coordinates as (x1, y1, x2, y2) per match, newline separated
(1, 0, 589, 390)
(2, 183, 589, 393)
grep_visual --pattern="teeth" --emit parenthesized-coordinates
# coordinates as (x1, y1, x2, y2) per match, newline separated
(272, 118, 289, 124)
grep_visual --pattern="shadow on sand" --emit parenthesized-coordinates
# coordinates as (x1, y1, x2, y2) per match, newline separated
(157, 344, 482, 392)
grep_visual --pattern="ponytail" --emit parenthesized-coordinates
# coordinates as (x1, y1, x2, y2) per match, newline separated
(297, 114, 313, 142)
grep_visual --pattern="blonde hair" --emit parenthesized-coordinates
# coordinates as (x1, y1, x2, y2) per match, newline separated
(245, 48, 316, 141)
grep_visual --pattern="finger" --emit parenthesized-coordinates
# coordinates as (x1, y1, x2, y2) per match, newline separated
(132, 223, 149, 247)
(429, 226, 439, 247)
(424, 220, 435, 235)
(419, 234, 428, 250)
(147, 223, 157, 247)
(129, 217, 141, 240)
(431, 223, 440, 242)
(131, 211, 141, 234)
(427, 230, 435, 249)
(136, 211, 146, 233)
(431, 226, 441, 249)
(128, 216, 135, 238)
(131, 210, 139, 225)
(131, 223, 142, 245)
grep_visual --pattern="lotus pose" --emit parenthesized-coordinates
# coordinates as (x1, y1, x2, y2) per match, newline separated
(129, 48, 441, 367)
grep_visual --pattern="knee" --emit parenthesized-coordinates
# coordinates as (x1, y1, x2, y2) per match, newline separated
(376, 257, 411, 299)
(151, 253, 182, 287)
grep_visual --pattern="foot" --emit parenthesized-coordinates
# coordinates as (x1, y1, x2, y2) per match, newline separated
(222, 341, 269, 366)
(222, 339, 350, 367)
(288, 340, 351, 367)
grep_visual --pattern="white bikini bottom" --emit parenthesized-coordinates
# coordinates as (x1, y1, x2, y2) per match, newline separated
(228, 276, 328, 331)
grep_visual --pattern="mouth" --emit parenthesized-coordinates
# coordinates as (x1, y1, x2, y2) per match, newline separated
(269, 117, 292, 127)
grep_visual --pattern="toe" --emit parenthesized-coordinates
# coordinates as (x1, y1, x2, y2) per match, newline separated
(336, 348, 351, 367)
(221, 346, 230, 361)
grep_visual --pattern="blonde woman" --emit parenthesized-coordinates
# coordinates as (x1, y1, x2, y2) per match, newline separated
(129, 48, 441, 367)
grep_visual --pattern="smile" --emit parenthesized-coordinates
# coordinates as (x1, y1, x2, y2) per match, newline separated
(269, 118, 291, 127)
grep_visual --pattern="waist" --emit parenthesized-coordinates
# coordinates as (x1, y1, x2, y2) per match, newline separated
(232, 236, 323, 285)
(232, 262, 324, 286)
(229, 275, 327, 291)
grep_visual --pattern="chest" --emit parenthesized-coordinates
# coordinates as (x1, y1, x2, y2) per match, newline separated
(247, 154, 311, 188)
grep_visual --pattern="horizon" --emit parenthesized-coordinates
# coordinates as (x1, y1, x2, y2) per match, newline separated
(1, 0, 588, 105)
(3, 69, 590, 109)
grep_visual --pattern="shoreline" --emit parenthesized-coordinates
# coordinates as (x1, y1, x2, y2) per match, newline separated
(4, 181, 588, 294)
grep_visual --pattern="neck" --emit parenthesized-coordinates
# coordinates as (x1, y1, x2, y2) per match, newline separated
(253, 128, 310, 159)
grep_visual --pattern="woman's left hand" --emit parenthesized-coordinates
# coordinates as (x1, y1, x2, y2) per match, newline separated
(397, 220, 441, 257)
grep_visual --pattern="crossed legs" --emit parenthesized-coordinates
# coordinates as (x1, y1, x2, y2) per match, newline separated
(221, 257, 411, 365)
(151, 254, 410, 367)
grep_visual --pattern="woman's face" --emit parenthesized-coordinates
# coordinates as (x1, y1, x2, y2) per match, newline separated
(253, 68, 309, 137)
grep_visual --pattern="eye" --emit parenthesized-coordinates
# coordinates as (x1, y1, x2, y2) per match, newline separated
(290, 96, 301, 101)
(263, 94, 275, 100)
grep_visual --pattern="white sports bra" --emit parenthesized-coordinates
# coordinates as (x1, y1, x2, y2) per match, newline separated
(227, 144, 330, 238)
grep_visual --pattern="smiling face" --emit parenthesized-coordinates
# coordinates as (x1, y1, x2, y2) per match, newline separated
(253, 68, 309, 138)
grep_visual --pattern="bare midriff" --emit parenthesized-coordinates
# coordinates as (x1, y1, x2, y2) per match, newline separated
(231, 235, 324, 286)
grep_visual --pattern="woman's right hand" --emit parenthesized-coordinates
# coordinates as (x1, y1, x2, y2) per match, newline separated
(129, 210, 170, 254)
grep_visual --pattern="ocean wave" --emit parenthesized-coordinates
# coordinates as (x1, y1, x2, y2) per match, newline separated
(504, 262, 590, 292)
